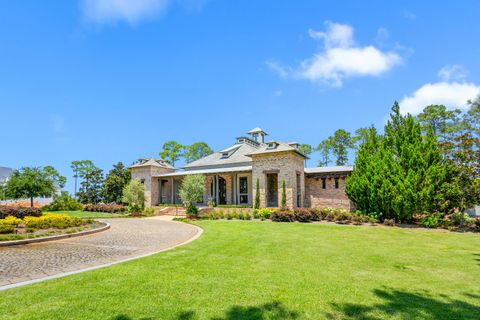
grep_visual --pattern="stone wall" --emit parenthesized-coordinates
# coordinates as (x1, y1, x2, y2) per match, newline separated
(252, 151, 305, 208)
(131, 166, 175, 207)
(305, 176, 353, 210)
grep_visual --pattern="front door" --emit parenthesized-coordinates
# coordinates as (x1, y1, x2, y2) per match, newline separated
(218, 177, 227, 205)
(266, 173, 278, 207)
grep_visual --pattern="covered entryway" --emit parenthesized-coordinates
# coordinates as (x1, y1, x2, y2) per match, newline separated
(266, 173, 278, 207)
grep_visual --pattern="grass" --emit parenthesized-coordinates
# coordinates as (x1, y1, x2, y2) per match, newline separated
(0, 221, 479, 319)
(45, 210, 124, 219)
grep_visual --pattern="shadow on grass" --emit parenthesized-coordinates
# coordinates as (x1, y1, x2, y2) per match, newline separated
(329, 288, 480, 320)
(113, 301, 299, 320)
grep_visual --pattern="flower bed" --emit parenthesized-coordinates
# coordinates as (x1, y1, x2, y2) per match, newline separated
(0, 206, 42, 219)
(0, 213, 102, 242)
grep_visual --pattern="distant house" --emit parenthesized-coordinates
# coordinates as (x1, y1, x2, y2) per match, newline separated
(131, 128, 353, 210)
(0, 166, 13, 184)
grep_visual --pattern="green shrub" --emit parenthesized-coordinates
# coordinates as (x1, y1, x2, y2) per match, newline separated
(23, 214, 83, 230)
(254, 208, 273, 220)
(42, 192, 83, 211)
(310, 209, 322, 221)
(383, 218, 395, 226)
(271, 209, 295, 222)
(84, 204, 126, 213)
(0, 216, 22, 234)
(0, 206, 42, 219)
(335, 210, 353, 222)
(421, 213, 441, 228)
(143, 208, 155, 216)
(294, 209, 312, 223)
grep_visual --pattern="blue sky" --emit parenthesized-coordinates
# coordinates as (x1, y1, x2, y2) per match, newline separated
(1, 0, 479, 193)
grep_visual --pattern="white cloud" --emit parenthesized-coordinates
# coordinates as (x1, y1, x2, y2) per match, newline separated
(399, 82, 480, 115)
(438, 64, 468, 82)
(268, 22, 402, 87)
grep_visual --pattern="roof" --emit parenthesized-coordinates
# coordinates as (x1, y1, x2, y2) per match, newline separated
(248, 127, 268, 135)
(304, 166, 353, 175)
(183, 143, 258, 169)
(154, 165, 252, 178)
(130, 158, 174, 169)
(0, 166, 13, 182)
(246, 141, 307, 158)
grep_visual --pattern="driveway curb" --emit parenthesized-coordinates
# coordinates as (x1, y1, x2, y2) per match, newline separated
(0, 222, 111, 247)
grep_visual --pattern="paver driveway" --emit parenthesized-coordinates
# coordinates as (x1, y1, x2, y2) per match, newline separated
(0, 218, 199, 288)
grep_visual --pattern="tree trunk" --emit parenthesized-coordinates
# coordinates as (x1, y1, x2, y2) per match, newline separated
(30, 197, 34, 208)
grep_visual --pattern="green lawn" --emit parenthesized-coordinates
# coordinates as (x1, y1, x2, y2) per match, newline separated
(46, 210, 124, 219)
(1, 221, 479, 319)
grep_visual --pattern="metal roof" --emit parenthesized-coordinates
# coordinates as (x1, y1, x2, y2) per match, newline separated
(304, 166, 353, 174)
(247, 127, 268, 135)
(154, 165, 252, 178)
(0, 166, 13, 182)
(246, 141, 307, 158)
(183, 143, 258, 169)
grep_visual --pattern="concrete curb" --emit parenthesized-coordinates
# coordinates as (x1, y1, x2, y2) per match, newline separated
(0, 222, 111, 247)
(0, 222, 203, 291)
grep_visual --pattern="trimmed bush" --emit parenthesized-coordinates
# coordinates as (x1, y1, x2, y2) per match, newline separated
(41, 192, 83, 212)
(0, 206, 42, 219)
(271, 209, 295, 222)
(310, 209, 322, 221)
(294, 209, 313, 223)
(83, 204, 126, 213)
(23, 214, 83, 230)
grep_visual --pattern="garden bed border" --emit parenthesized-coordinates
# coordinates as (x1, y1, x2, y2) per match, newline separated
(0, 222, 110, 247)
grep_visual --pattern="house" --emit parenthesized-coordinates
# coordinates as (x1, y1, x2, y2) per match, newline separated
(0, 166, 13, 185)
(131, 128, 353, 210)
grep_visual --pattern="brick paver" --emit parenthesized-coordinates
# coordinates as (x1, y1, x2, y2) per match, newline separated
(0, 218, 199, 287)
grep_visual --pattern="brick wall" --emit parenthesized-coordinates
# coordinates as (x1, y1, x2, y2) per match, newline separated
(131, 166, 175, 207)
(252, 151, 305, 208)
(305, 176, 353, 210)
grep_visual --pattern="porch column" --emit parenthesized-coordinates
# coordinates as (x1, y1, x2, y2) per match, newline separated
(159, 179, 162, 204)
(215, 175, 219, 204)
(171, 178, 174, 204)
(232, 174, 236, 205)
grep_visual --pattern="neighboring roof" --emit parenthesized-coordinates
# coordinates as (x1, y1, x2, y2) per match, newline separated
(248, 127, 268, 135)
(183, 143, 259, 169)
(130, 158, 174, 169)
(154, 165, 252, 178)
(305, 166, 353, 175)
(245, 141, 307, 158)
(0, 166, 13, 182)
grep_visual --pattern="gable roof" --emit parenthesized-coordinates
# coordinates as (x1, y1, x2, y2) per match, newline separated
(130, 158, 174, 169)
(248, 127, 268, 135)
(245, 141, 307, 158)
(183, 143, 258, 169)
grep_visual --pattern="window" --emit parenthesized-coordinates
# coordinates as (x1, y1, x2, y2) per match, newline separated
(322, 178, 326, 189)
(239, 176, 248, 204)
(334, 177, 339, 189)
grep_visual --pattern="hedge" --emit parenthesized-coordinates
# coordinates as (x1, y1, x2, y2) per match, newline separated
(0, 206, 42, 219)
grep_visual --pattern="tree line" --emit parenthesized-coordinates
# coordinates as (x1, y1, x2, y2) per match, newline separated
(159, 141, 213, 167)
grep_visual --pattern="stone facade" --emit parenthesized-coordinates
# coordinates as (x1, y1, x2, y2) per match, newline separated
(251, 151, 305, 208)
(305, 176, 353, 210)
(131, 166, 174, 207)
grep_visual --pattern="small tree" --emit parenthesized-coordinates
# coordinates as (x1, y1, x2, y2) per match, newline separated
(254, 178, 260, 209)
(103, 162, 131, 203)
(122, 179, 145, 212)
(6, 166, 66, 207)
(281, 180, 287, 209)
(179, 174, 205, 216)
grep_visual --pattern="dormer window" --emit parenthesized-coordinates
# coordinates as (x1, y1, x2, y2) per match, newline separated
(266, 142, 279, 150)
(220, 145, 240, 159)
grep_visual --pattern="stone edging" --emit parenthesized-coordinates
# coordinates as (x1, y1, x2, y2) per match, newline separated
(0, 222, 111, 247)
(0, 222, 203, 291)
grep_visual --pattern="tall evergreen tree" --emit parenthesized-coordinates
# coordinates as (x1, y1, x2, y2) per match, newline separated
(329, 129, 355, 166)
(346, 102, 456, 222)
(183, 142, 213, 164)
(316, 139, 333, 166)
(159, 141, 183, 167)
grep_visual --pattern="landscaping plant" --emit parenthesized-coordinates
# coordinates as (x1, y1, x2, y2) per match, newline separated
(122, 179, 145, 213)
(178, 174, 205, 216)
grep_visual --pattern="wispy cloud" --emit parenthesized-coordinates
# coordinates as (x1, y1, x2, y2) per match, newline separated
(81, 0, 207, 25)
(437, 64, 468, 82)
(403, 10, 416, 21)
(267, 22, 402, 87)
